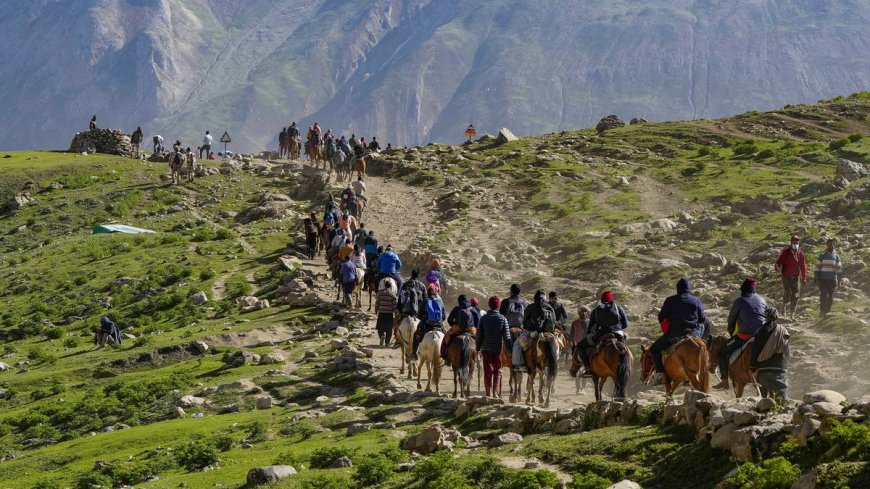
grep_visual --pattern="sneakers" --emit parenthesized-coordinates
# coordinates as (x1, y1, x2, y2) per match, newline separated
(713, 379, 730, 390)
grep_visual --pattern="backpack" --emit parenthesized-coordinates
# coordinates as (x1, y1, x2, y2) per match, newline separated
(540, 304, 557, 333)
(458, 306, 476, 330)
(505, 297, 525, 327)
(323, 211, 336, 226)
(172, 152, 183, 166)
(401, 286, 420, 316)
(425, 298, 443, 322)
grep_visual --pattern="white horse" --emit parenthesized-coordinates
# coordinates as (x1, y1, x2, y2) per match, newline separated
(416, 330, 444, 393)
(397, 316, 419, 379)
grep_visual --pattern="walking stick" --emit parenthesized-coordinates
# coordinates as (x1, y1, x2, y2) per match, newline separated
(476, 354, 482, 392)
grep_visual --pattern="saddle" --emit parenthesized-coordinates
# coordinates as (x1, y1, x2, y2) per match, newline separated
(729, 338, 755, 367)
(663, 335, 705, 358)
(590, 333, 626, 358)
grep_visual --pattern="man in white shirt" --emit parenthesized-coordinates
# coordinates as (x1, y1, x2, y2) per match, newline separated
(200, 131, 213, 159)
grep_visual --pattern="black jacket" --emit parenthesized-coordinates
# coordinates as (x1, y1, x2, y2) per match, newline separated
(751, 321, 788, 371)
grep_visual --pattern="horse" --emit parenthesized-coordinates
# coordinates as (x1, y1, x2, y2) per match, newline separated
(708, 335, 758, 398)
(334, 265, 365, 308)
(639, 336, 711, 397)
(522, 331, 563, 407)
(333, 151, 348, 181)
(416, 330, 444, 393)
(397, 316, 419, 379)
(446, 334, 476, 398)
(350, 154, 369, 181)
(571, 334, 632, 401)
(500, 328, 523, 401)
(308, 142, 326, 169)
(289, 136, 301, 160)
(367, 274, 396, 311)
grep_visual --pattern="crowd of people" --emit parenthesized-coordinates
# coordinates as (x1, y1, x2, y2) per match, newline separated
(314, 185, 844, 402)
(277, 121, 392, 164)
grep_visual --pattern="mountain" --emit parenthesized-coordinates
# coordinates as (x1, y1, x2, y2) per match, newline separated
(1, 0, 869, 151)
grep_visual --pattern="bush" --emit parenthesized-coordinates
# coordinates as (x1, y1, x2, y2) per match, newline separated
(176, 439, 220, 471)
(74, 472, 112, 489)
(568, 472, 613, 489)
(733, 143, 759, 155)
(847, 133, 864, 143)
(413, 451, 455, 483)
(224, 275, 252, 299)
(352, 454, 395, 488)
(828, 420, 870, 460)
(697, 146, 714, 157)
(499, 470, 560, 489)
(199, 269, 216, 281)
(816, 461, 870, 488)
(301, 473, 353, 489)
(279, 419, 318, 441)
(828, 138, 849, 151)
(310, 446, 354, 469)
(27, 347, 57, 365)
(212, 434, 234, 452)
(245, 420, 268, 443)
(45, 327, 64, 340)
(63, 337, 79, 349)
(727, 457, 800, 489)
(31, 481, 61, 489)
(756, 149, 776, 159)
(214, 228, 236, 240)
(132, 336, 154, 348)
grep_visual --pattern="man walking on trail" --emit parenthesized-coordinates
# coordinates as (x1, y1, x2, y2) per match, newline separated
(477, 296, 512, 398)
(714, 277, 767, 389)
(774, 234, 807, 319)
(375, 244, 403, 290)
(412, 286, 446, 360)
(650, 278, 707, 384)
(501, 284, 529, 372)
(814, 238, 842, 317)
(340, 255, 358, 307)
(200, 131, 213, 159)
(375, 280, 398, 346)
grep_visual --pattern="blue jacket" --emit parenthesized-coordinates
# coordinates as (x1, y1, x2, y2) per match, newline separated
(364, 235, 379, 255)
(376, 251, 402, 274)
(658, 278, 706, 337)
(728, 292, 767, 338)
(477, 310, 511, 352)
(340, 261, 358, 283)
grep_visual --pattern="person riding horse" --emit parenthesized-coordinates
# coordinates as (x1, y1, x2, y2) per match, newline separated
(441, 295, 481, 359)
(576, 290, 628, 374)
(714, 277, 767, 390)
(511, 290, 557, 373)
(412, 286, 446, 360)
(650, 277, 707, 384)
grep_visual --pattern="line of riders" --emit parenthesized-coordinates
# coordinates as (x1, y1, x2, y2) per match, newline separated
(278, 122, 387, 180)
(304, 200, 792, 405)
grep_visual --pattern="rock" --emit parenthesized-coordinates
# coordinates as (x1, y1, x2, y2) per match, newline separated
(0, 362, 8, 371)
(192, 340, 209, 354)
(188, 291, 208, 305)
(256, 397, 273, 409)
(606, 481, 642, 489)
(711, 423, 738, 450)
(69, 128, 132, 156)
(347, 423, 373, 436)
(256, 299, 270, 310)
(596, 115, 625, 134)
(221, 404, 240, 414)
(334, 326, 349, 336)
(304, 350, 318, 359)
(524, 459, 542, 469)
(803, 390, 846, 405)
(629, 118, 648, 124)
(246, 465, 296, 486)
(175, 406, 186, 418)
(495, 128, 519, 144)
(487, 432, 523, 448)
(401, 424, 461, 454)
(179, 395, 206, 408)
(7, 192, 36, 211)
(796, 415, 821, 445)
(791, 472, 818, 489)
(332, 456, 353, 468)
(836, 158, 869, 181)
(811, 402, 843, 416)
(238, 296, 259, 308)
(618, 176, 630, 185)
(735, 411, 759, 427)
(259, 352, 286, 365)
(756, 398, 776, 413)
(554, 419, 577, 434)
(687, 252, 728, 268)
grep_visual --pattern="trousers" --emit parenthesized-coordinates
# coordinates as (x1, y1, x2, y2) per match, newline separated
(782, 276, 800, 312)
(482, 350, 502, 396)
(717, 337, 746, 380)
(512, 331, 530, 368)
(818, 279, 836, 315)
(757, 368, 788, 401)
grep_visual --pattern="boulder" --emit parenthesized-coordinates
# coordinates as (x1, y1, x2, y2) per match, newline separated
(629, 118, 648, 125)
(179, 395, 206, 408)
(836, 159, 869, 181)
(606, 482, 642, 489)
(188, 291, 208, 305)
(347, 423, 373, 436)
(332, 456, 353, 468)
(246, 465, 296, 486)
(495, 128, 519, 145)
(811, 402, 843, 417)
(69, 128, 133, 156)
(487, 432, 523, 447)
(401, 424, 461, 454)
(687, 252, 728, 268)
(803, 390, 846, 405)
(239, 296, 259, 308)
(192, 340, 209, 354)
(7, 192, 36, 211)
(0, 362, 9, 371)
(711, 423, 738, 450)
(259, 352, 286, 365)
(256, 397, 273, 409)
(596, 115, 625, 134)
(755, 398, 776, 413)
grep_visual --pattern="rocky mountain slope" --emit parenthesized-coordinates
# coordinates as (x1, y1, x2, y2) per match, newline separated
(0, 96, 867, 488)
(2, 0, 870, 152)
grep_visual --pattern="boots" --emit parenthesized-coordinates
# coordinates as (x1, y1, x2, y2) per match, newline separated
(713, 377, 730, 390)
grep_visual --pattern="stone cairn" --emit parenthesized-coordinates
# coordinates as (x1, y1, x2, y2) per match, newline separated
(69, 128, 133, 157)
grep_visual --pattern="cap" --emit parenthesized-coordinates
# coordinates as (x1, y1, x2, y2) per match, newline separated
(790, 234, 800, 242)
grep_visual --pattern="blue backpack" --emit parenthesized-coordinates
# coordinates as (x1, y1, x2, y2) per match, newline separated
(426, 298, 443, 322)
(323, 211, 337, 226)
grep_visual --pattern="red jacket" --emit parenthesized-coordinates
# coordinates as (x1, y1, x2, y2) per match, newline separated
(775, 247, 807, 280)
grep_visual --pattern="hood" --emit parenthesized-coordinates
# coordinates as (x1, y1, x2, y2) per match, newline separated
(677, 277, 691, 294)
(534, 289, 546, 305)
(458, 294, 470, 308)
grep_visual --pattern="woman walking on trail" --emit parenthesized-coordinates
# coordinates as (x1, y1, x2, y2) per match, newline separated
(376, 280, 398, 346)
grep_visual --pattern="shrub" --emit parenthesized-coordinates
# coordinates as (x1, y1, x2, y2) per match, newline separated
(828, 420, 870, 460)
(31, 481, 61, 489)
(63, 337, 79, 349)
(214, 228, 236, 240)
(224, 275, 252, 299)
(301, 474, 353, 489)
(176, 439, 220, 471)
(310, 446, 354, 469)
(132, 336, 154, 348)
(199, 269, 216, 281)
(568, 472, 613, 489)
(245, 420, 268, 443)
(733, 143, 759, 155)
(212, 434, 234, 452)
(153, 189, 181, 206)
(499, 470, 560, 489)
(27, 347, 57, 365)
(847, 133, 863, 143)
(816, 461, 869, 488)
(45, 327, 64, 340)
(727, 457, 800, 489)
(74, 473, 112, 489)
(413, 451, 455, 483)
(279, 419, 318, 440)
(756, 149, 776, 159)
(697, 146, 714, 156)
(828, 138, 849, 151)
(352, 453, 395, 488)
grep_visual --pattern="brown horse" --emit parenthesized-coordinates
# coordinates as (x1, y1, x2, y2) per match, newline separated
(500, 328, 522, 401)
(708, 335, 758, 398)
(308, 142, 326, 168)
(639, 337, 711, 397)
(289, 136, 301, 160)
(571, 334, 632, 401)
(446, 334, 476, 398)
(351, 154, 369, 180)
(522, 331, 564, 407)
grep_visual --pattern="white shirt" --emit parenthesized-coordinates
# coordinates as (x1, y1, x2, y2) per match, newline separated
(203, 134, 213, 145)
(352, 180, 366, 196)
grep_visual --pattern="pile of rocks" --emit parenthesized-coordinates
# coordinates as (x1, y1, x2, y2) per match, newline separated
(596, 115, 625, 134)
(69, 128, 133, 156)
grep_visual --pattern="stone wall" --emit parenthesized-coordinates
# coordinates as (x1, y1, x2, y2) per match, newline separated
(68, 128, 133, 156)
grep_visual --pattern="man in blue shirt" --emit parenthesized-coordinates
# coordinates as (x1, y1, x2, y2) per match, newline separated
(375, 244, 403, 290)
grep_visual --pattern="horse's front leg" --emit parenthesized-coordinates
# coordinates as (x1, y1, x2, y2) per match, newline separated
(538, 372, 545, 404)
(525, 372, 534, 405)
(452, 368, 458, 398)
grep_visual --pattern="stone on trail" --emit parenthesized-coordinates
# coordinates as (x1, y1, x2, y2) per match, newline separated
(259, 351, 286, 365)
(495, 128, 519, 145)
(256, 396, 273, 409)
(346, 423, 372, 436)
(192, 340, 209, 354)
(803, 390, 846, 405)
(836, 158, 869, 181)
(246, 465, 296, 486)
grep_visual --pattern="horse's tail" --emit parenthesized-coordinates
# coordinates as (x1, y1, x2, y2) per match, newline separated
(698, 339, 712, 393)
(545, 337, 558, 380)
(615, 344, 631, 398)
(458, 337, 473, 387)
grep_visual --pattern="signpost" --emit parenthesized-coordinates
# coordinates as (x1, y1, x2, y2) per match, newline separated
(465, 124, 476, 140)
(220, 131, 231, 154)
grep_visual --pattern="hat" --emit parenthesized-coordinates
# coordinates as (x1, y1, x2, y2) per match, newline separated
(790, 234, 800, 242)
(601, 290, 614, 303)
(470, 297, 479, 307)
(488, 295, 502, 310)
(740, 277, 757, 294)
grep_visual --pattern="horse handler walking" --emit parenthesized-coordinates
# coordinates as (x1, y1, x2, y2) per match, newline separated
(476, 296, 512, 398)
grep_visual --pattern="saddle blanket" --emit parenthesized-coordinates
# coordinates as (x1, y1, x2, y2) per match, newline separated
(729, 338, 755, 366)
